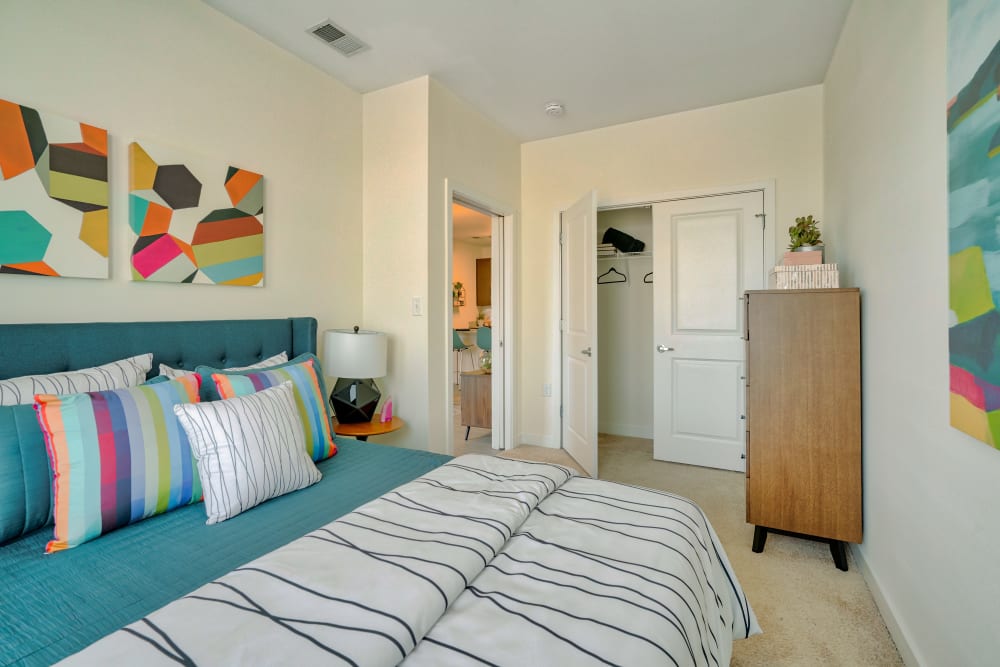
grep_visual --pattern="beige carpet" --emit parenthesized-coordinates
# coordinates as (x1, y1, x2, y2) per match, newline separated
(498, 435, 903, 666)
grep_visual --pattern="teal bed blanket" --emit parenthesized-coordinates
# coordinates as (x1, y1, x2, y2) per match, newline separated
(0, 438, 450, 666)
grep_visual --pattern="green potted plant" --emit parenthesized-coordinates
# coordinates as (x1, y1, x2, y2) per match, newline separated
(788, 215, 823, 252)
(452, 281, 465, 306)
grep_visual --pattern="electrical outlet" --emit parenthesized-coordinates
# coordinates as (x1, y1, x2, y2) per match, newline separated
(411, 297, 423, 316)
(542, 383, 552, 397)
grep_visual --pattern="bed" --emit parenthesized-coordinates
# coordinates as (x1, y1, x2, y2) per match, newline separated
(0, 317, 759, 666)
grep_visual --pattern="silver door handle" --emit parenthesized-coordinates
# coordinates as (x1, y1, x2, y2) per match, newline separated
(581, 347, 592, 357)
(657, 345, 675, 353)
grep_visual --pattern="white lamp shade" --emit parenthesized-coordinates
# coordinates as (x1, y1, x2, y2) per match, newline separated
(322, 329, 387, 379)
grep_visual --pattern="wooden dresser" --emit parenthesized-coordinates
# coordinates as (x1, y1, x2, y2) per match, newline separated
(744, 288, 861, 570)
(460, 370, 491, 439)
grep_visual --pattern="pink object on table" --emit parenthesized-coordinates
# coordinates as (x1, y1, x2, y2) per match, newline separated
(381, 397, 393, 422)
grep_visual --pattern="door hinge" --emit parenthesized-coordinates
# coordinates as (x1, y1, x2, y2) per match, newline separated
(755, 213, 766, 229)
(559, 405, 563, 418)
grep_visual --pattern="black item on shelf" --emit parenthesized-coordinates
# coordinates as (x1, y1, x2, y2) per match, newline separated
(602, 227, 645, 253)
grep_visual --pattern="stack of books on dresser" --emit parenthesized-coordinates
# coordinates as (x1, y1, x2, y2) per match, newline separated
(597, 243, 617, 258)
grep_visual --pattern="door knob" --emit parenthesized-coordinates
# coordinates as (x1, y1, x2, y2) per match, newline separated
(656, 345, 675, 353)
(581, 347, 592, 357)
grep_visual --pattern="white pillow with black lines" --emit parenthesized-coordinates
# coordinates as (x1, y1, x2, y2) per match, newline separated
(173, 381, 321, 524)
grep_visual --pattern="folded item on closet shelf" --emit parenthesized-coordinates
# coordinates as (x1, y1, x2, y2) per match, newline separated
(602, 227, 645, 253)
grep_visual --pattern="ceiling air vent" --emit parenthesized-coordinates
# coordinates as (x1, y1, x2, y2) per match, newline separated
(308, 20, 368, 57)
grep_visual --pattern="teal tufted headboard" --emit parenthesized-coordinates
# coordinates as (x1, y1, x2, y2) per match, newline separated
(0, 317, 317, 545)
(0, 317, 317, 379)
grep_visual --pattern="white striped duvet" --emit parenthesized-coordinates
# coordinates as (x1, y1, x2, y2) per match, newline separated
(62, 455, 758, 666)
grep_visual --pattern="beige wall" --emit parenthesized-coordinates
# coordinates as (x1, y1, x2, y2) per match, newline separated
(361, 78, 430, 448)
(0, 0, 363, 341)
(825, 1, 1000, 663)
(362, 77, 520, 452)
(519, 86, 824, 445)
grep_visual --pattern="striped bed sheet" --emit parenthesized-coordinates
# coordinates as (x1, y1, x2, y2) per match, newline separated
(62, 455, 759, 666)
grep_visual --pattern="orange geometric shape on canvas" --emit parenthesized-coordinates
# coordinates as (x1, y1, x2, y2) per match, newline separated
(79, 209, 109, 257)
(220, 273, 264, 287)
(225, 169, 262, 207)
(0, 99, 36, 179)
(3, 261, 59, 276)
(141, 201, 173, 237)
(191, 215, 262, 245)
(129, 142, 158, 191)
(175, 235, 196, 264)
(80, 124, 107, 156)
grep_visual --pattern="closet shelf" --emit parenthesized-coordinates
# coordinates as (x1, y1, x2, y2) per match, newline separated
(597, 251, 652, 260)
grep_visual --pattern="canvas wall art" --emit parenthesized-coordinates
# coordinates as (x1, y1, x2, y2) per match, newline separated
(128, 140, 263, 286)
(0, 98, 108, 279)
(947, 0, 1000, 449)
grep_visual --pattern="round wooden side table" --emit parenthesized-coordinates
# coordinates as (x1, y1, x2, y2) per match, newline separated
(333, 414, 405, 441)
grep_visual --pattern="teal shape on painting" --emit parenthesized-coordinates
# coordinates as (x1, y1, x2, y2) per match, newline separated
(129, 194, 150, 236)
(199, 255, 263, 284)
(949, 200, 1000, 254)
(0, 211, 51, 264)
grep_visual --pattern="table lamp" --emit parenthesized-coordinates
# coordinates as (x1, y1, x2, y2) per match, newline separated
(322, 326, 388, 424)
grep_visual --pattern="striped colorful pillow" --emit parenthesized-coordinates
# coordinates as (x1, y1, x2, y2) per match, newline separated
(34, 375, 202, 553)
(210, 354, 337, 462)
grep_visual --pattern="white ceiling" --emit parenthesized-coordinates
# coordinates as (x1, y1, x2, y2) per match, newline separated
(203, 0, 852, 141)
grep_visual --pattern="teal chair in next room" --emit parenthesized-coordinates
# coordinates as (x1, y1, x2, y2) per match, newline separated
(453, 329, 475, 383)
(476, 326, 491, 353)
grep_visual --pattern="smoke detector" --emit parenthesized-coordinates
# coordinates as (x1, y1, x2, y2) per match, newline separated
(545, 102, 565, 117)
(308, 20, 368, 57)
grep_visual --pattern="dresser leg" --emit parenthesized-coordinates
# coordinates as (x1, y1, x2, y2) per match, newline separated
(465, 426, 471, 440)
(830, 540, 849, 571)
(752, 526, 767, 553)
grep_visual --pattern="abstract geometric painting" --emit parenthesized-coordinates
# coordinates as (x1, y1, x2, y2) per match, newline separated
(947, 0, 1000, 449)
(128, 140, 263, 286)
(0, 98, 108, 279)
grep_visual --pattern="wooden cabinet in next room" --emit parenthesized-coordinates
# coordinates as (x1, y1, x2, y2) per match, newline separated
(744, 288, 861, 570)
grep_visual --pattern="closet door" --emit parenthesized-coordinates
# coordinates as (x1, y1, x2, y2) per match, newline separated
(561, 191, 598, 477)
(652, 192, 764, 471)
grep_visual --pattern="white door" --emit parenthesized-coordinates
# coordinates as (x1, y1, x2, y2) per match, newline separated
(490, 214, 505, 450)
(561, 191, 598, 477)
(652, 192, 764, 471)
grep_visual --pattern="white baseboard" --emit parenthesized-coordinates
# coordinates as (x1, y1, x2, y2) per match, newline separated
(850, 544, 922, 667)
(518, 432, 556, 448)
(597, 422, 653, 439)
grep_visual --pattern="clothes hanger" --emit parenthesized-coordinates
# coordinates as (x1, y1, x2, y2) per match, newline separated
(643, 271, 653, 283)
(597, 266, 628, 284)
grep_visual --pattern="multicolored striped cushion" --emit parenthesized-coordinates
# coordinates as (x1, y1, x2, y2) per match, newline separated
(34, 375, 202, 553)
(210, 354, 337, 462)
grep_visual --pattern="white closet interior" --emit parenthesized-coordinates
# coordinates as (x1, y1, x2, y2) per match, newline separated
(597, 206, 653, 439)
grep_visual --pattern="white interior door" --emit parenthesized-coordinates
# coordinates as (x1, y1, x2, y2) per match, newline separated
(652, 191, 764, 471)
(490, 215, 504, 450)
(561, 191, 598, 477)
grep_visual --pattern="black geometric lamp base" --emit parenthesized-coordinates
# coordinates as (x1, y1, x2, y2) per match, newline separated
(330, 377, 381, 424)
